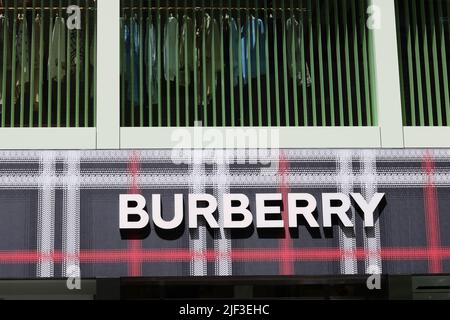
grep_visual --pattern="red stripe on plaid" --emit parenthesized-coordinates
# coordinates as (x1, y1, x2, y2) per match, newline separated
(128, 151, 142, 277)
(422, 152, 443, 273)
(2, 247, 450, 264)
(279, 151, 293, 275)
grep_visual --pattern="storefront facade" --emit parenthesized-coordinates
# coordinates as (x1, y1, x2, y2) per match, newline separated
(0, 0, 449, 291)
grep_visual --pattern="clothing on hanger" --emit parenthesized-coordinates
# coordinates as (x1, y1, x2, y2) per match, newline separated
(48, 16, 67, 80)
(241, 15, 266, 85)
(179, 15, 195, 86)
(197, 13, 221, 106)
(16, 15, 30, 85)
(123, 16, 140, 104)
(14, 15, 30, 105)
(228, 18, 240, 86)
(0, 15, 11, 105)
(90, 16, 96, 99)
(286, 17, 311, 86)
(164, 15, 179, 82)
(68, 23, 85, 75)
(145, 17, 157, 105)
(31, 14, 41, 108)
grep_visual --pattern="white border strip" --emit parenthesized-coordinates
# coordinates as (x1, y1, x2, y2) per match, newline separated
(190, 149, 207, 276)
(214, 152, 232, 276)
(62, 152, 81, 278)
(337, 152, 357, 274)
(37, 152, 56, 278)
(362, 150, 382, 274)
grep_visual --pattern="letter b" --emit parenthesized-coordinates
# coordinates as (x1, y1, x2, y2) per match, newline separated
(119, 194, 149, 230)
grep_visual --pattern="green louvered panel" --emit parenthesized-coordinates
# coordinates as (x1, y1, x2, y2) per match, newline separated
(120, 0, 377, 127)
(396, 0, 450, 127)
(0, 0, 96, 128)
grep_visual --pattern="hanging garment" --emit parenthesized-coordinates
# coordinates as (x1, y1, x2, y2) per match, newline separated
(179, 15, 195, 86)
(286, 17, 311, 86)
(124, 16, 140, 104)
(31, 14, 41, 108)
(14, 15, 30, 106)
(0, 15, 11, 106)
(227, 16, 240, 87)
(145, 18, 158, 105)
(205, 14, 222, 73)
(241, 15, 266, 85)
(68, 25, 85, 75)
(48, 17, 67, 80)
(16, 16, 30, 85)
(163, 15, 179, 82)
(90, 17, 96, 99)
(197, 13, 221, 106)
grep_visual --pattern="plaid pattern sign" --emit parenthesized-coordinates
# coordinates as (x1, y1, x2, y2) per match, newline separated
(0, 149, 450, 279)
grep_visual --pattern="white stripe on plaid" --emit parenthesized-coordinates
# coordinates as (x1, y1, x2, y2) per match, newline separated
(62, 152, 81, 278)
(214, 150, 232, 276)
(337, 151, 357, 275)
(190, 149, 207, 276)
(361, 150, 382, 274)
(37, 152, 56, 278)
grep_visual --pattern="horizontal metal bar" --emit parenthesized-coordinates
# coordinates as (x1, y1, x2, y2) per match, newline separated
(120, 6, 308, 11)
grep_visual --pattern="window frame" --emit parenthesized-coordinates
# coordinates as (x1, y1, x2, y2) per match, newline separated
(0, 0, 449, 150)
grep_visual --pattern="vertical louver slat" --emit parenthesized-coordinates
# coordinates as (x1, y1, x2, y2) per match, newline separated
(84, 0, 90, 127)
(211, 0, 217, 127)
(272, 0, 281, 126)
(19, 2, 25, 127)
(255, 0, 263, 127)
(360, 0, 372, 126)
(1, 1, 7, 127)
(367, 0, 376, 126)
(237, 0, 244, 126)
(343, 0, 353, 126)
(56, 0, 62, 127)
(395, 0, 407, 125)
(120, 4, 125, 126)
(139, 0, 144, 127)
(66, 2, 71, 127)
(316, 0, 326, 126)
(264, 0, 271, 127)
(289, 0, 299, 126)
(10, 0, 17, 127)
(75, 0, 81, 127)
(245, 0, 253, 126)
(192, 0, 198, 124)
(351, 0, 362, 126)
(325, 0, 335, 126)
(307, 0, 316, 126)
(29, 0, 36, 126)
(429, 0, 443, 126)
(419, 0, 434, 126)
(438, 0, 450, 125)
(48, 1, 54, 127)
(220, 0, 226, 126)
(299, 0, 308, 126)
(333, 0, 344, 126)
(281, 0, 290, 126)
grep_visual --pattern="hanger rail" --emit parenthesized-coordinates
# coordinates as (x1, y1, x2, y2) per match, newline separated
(121, 6, 308, 12)
(0, 6, 96, 10)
